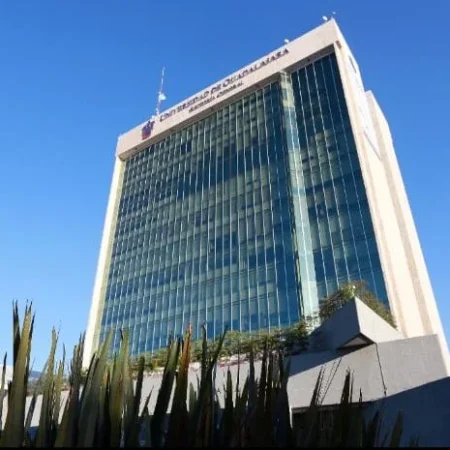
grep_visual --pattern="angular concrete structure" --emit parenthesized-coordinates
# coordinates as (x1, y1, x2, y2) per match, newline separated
(308, 297, 403, 350)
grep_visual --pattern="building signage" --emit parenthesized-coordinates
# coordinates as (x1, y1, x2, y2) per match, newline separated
(140, 47, 289, 140)
(161, 47, 289, 122)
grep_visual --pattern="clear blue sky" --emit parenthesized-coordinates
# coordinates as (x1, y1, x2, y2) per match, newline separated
(1, 1, 449, 370)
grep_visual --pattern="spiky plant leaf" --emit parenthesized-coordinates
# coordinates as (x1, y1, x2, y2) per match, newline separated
(123, 355, 147, 448)
(264, 349, 275, 445)
(348, 390, 365, 448)
(135, 389, 152, 447)
(12, 303, 20, 370)
(0, 303, 34, 448)
(165, 329, 192, 447)
(55, 336, 84, 447)
(189, 328, 225, 447)
(329, 370, 353, 447)
(0, 354, 7, 433)
(248, 341, 257, 413)
(188, 382, 197, 419)
(363, 410, 381, 447)
(219, 369, 234, 447)
(77, 332, 112, 447)
(230, 377, 249, 448)
(53, 348, 66, 436)
(273, 354, 292, 447)
(24, 360, 49, 445)
(96, 368, 111, 448)
(389, 412, 404, 447)
(151, 337, 180, 448)
(296, 367, 325, 447)
(140, 407, 152, 447)
(108, 331, 129, 448)
(35, 328, 58, 447)
(201, 325, 207, 383)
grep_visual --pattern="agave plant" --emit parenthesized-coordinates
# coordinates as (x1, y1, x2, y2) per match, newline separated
(0, 303, 416, 447)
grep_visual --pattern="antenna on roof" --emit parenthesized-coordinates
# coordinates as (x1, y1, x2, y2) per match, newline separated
(322, 12, 336, 23)
(151, 67, 166, 120)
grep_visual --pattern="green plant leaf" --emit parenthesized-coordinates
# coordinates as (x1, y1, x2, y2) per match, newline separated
(389, 413, 404, 447)
(0, 303, 34, 448)
(189, 329, 225, 447)
(151, 337, 180, 447)
(77, 331, 112, 447)
(124, 355, 146, 447)
(108, 331, 129, 448)
(55, 335, 84, 447)
(35, 328, 58, 447)
(0, 354, 7, 433)
(53, 348, 66, 435)
(165, 328, 192, 447)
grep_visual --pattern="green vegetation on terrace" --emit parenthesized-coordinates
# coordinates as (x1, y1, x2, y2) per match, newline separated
(131, 281, 395, 373)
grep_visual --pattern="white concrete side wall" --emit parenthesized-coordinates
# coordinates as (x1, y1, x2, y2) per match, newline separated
(365, 92, 449, 371)
(359, 101, 424, 338)
(333, 42, 424, 339)
(332, 35, 449, 373)
(354, 298, 403, 344)
(289, 334, 447, 408)
(83, 157, 125, 368)
(363, 92, 422, 337)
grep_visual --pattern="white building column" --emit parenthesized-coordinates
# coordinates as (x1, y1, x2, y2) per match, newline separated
(83, 156, 125, 368)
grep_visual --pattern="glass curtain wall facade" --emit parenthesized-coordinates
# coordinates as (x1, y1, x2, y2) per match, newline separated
(289, 52, 387, 303)
(100, 51, 388, 356)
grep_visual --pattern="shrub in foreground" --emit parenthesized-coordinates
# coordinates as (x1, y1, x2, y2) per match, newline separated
(0, 303, 415, 447)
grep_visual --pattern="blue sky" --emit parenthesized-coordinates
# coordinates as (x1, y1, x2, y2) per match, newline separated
(1, 0, 449, 370)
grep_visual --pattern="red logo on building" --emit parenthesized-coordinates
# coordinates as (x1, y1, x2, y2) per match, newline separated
(141, 120, 154, 140)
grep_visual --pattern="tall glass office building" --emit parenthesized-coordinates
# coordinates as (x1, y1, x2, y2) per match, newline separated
(84, 19, 446, 363)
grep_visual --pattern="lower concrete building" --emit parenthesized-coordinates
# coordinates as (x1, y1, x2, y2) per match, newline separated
(3, 298, 450, 446)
